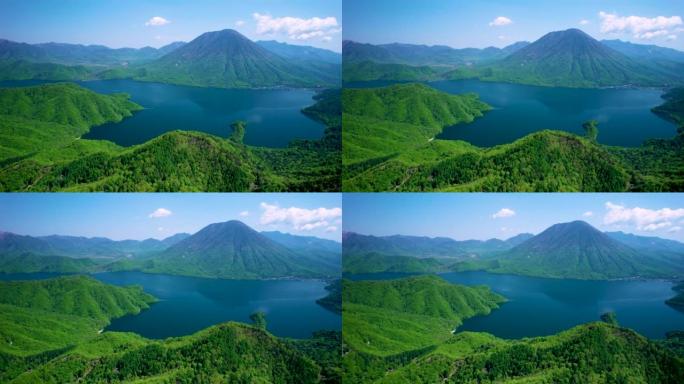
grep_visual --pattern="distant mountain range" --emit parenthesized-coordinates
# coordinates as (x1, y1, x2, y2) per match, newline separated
(0, 220, 341, 279)
(344, 28, 684, 87)
(344, 221, 684, 279)
(0, 29, 341, 88)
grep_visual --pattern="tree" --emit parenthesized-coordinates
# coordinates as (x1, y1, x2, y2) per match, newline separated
(600, 311, 618, 326)
(582, 120, 599, 142)
(230, 121, 246, 143)
(250, 311, 267, 330)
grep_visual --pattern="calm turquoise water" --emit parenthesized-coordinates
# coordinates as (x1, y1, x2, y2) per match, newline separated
(0, 79, 324, 148)
(346, 271, 684, 339)
(0, 272, 341, 339)
(346, 80, 676, 147)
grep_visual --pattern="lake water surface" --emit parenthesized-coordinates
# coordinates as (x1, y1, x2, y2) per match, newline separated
(347, 271, 684, 339)
(0, 271, 341, 339)
(347, 80, 676, 147)
(0, 79, 324, 148)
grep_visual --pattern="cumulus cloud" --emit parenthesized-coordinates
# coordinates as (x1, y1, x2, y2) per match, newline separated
(149, 208, 172, 218)
(325, 226, 338, 233)
(253, 13, 340, 41)
(492, 208, 516, 219)
(145, 16, 170, 27)
(579, 19, 590, 26)
(603, 202, 684, 231)
(599, 11, 682, 39)
(239, 211, 249, 217)
(668, 226, 682, 233)
(667, 34, 678, 40)
(260, 202, 342, 231)
(489, 16, 512, 27)
(235, 20, 245, 27)
(583, 211, 594, 217)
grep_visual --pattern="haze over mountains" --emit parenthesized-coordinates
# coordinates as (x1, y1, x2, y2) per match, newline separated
(0, 28, 341, 88)
(344, 28, 684, 87)
(0, 220, 341, 279)
(344, 221, 684, 279)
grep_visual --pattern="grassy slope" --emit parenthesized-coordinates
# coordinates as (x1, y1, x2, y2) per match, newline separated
(0, 275, 155, 356)
(666, 282, 684, 312)
(0, 85, 341, 192)
(343, 83, 684, 192)
(0, 83, 141, 161)
(342, 276, 505, 356)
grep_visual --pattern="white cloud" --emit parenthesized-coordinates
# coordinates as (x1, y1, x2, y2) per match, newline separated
(239, 211, 249, 217)
(668, 226, 682, 233)
(259, 202, 342, 231)
(492, 208, 516, 219)
(145, 16, 171, 27)
(603, 202, 684, 231)
(599, 11, 682, 39)
(497, 35, 508, 41)
(579, 19, 590, 26)
(489, 16, 512, 27)
(253, 13, 340, 41)
(325, 226, 338, 233)
(149, 208, 172, 218)
(667, 34, 678, 40)
(235, 20, 246, 27)
(583, 211, 594, 217)
(157, 227, 164, 232)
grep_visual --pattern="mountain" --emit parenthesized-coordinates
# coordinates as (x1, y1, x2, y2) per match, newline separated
(495, 220, 675, 279)
(605, 231, 684, 254)
(488, 28, 674, 87)
(0, 38, 183, 66)
(504, 233, 535, 246)
(342, 252, 445, 274)
(343, 231, 521, 260)
(602, 39, 684, 63)
(257, 40, 341, 64)
(137, 29, 335, 88)
(147, 220, 338, 279)
(342, 40, 529, 66)
(0, 230, 190, 260)
(262, 231, 341, 254)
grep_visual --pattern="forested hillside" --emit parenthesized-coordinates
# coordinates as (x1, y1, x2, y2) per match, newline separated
(0, 276, 340, 383)
(0, 84, 341, 192)
(342, 276, 684, 384)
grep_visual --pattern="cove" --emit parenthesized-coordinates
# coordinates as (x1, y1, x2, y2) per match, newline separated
(0, 271, 341, 339)
(0, 79, 325, 148)
(346, 271, 684, 339)
(346, 80, 676, 147)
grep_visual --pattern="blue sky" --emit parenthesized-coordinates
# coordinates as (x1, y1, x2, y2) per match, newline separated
(343, 193, 684, 242)
(0, 193, 342, 241)
(344, 0, 684, 50)
(0, 0, 342, 51)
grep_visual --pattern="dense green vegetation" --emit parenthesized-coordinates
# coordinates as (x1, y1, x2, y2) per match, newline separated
(343, 253, 446, 274)
(0, 84, 341, 192)
(0, 276, 155, 356)
(342, 275, 684, 383)
(342, 276, 505, 356)
(0, 276, 340, 383)
(0, 83, 140, 162)
(343, 83, 684, 192)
